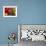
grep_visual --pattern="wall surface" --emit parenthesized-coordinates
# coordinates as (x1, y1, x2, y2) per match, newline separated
(0, 0, 19, 44)
(0, 0, 46, 45)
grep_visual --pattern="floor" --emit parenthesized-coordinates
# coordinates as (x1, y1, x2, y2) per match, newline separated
(19, 39, 46, 46)
(0, 44, 18, 46)
(0, 40, 46, 46)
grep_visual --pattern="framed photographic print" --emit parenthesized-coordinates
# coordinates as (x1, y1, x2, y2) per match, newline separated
(3, 6, 17, 17)
(18, 24, 46, 42)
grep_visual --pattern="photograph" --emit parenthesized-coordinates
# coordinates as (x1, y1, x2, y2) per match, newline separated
(3, 6, 17, 17)
(18, 24, 46, 46)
